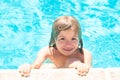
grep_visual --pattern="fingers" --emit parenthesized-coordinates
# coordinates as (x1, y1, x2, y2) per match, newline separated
(75, 63, 90, 76)
(18, 64, 31, 77)
(77, 69, 89, 76)
(77, 71, 88, 76)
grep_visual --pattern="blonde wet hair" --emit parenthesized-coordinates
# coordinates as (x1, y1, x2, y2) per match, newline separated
(49, 16, 83, 53)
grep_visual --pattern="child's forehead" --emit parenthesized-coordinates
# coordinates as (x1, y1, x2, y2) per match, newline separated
(58, 28, 78, 37)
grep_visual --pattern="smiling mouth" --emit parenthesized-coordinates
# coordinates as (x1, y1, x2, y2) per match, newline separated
(63, 48, 73, 51)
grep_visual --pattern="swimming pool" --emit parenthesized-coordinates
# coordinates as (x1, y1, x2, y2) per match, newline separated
(0, 0, 120, 69)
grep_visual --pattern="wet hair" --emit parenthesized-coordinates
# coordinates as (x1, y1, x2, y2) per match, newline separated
(49, 16, 83, 54)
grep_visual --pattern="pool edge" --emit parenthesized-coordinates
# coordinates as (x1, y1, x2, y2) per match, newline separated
(0, 68, 120, 80)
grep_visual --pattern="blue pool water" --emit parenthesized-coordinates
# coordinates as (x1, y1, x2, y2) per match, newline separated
(0, 0, 120, 69)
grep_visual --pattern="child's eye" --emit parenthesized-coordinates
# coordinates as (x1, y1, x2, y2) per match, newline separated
(60, 38, 65, 40)
(72, 38, 78, 40)
(58, 37, 65, 41)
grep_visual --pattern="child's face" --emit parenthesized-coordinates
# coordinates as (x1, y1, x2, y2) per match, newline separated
(55, 27, 79, 56)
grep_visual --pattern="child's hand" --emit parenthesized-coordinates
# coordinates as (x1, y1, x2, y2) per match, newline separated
(18, 63, 32, 77)
(75, 63, 90, 76)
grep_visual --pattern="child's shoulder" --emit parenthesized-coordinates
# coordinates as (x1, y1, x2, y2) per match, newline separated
(39, 46, 54, 54)
(39, 46, 51, 52)
(37, 46, 49, 55)
(83, 48, 92, 58)
(83, 48, 91, 54)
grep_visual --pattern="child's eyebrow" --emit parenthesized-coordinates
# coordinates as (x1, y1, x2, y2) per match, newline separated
(58, 35, 65, 38)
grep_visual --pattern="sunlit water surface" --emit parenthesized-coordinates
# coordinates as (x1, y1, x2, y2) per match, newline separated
(0, 0, 120, 69)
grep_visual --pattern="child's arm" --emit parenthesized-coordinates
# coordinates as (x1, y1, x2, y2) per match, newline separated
(75, 48, 92, 76)
(18, 46, 49, 77)
(83, 48, 92, 67)
(31, 46, 49, 69)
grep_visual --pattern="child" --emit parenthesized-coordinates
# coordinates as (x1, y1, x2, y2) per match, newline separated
(18, 16, 92, 77)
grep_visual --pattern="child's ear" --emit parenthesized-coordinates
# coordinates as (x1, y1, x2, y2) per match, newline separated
(78, 43, 81, 48)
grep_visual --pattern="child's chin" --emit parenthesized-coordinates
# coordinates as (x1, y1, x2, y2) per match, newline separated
(63, 52, 73, 56)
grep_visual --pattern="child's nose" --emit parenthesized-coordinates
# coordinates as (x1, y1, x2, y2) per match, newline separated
(65, 40, 72, 45)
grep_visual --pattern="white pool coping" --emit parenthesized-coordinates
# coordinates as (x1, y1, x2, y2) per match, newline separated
(0, 68, 120, 80)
